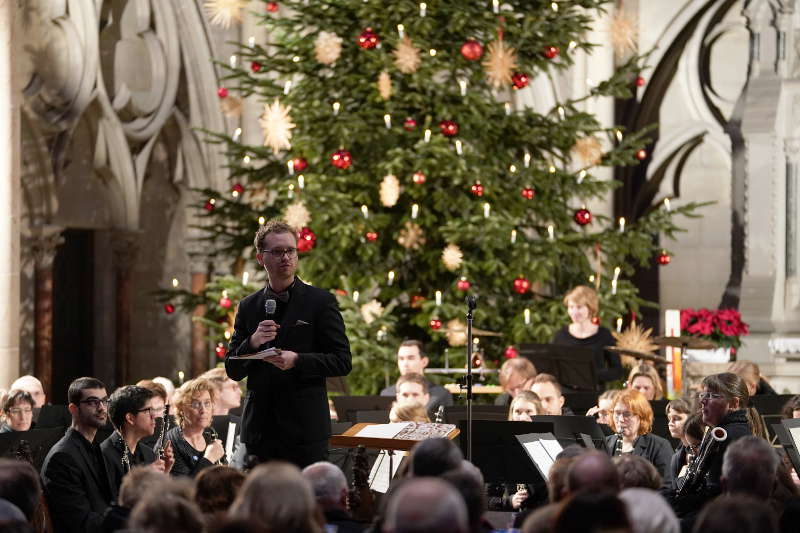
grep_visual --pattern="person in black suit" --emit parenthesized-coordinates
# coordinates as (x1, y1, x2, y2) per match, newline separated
(379, 340, 453, 413)
(40, 377, 115, 533)
(226, 220, 352, 468)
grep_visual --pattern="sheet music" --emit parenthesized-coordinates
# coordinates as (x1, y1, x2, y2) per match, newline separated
(355, 423, 410, 439)
(521, 441, 556, 477)
(789, 427, 800, 449)
(227, 347, 280, 360)
(368, 449, 405, 493)
(225, 422, 236, 459)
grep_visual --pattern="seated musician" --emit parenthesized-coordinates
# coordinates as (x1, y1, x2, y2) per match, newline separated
(508, 391, 542, 422)
(389, 402, 430, 423)
(665, 397, 693, 444)
(551, 285, 622, 388)
(586, 390, 620, 426)
(494, 357, 537, 407)
(166, 379, 225, 477)
(626, 364, 664, 401)
(605, 389, 673, 478)
(662, 412, 704, 495)
(0, 390, 35, 432)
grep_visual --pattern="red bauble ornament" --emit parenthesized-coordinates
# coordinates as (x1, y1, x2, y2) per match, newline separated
(439, 120, 459, 137)
(412, 171, 426, 184)
(357, 28, 379, 50)
(250, 61, 262, 73)
(291, 157, 308, 172)
(470, 181, 484, 197)
(543, 46, 560, 59)
(365, 231, 378, 242)
(521, 187, 535, 200)
(574, 208, 593, 226)
(403, 117, 417, 131)
(164, 303, 175, 314)
(217, 87, 229, 98)
(335, 289, 348, 296)
(331, 150, 352, 169)
(297, 227, 317, 252)
(511, 72, 530, 89)
(429, 318, 443, 330)
(456, 278, 471, 291)
(504, 345, 519, 359)
(231, 183, 244, 195)
(657, 251, 671, 265)
(411, 295, 426, 308)
(266, 1, 279, 12)
(636, 149, 648, 160)
(513, 277, 530, 294)
(204, 200, 215, 211)
(215, 343, 227, 359)
(635, 76, 646, 87)
(591, 316, 600, 325)
(219, 296, 232, 309)
(460, 39, 483, 61)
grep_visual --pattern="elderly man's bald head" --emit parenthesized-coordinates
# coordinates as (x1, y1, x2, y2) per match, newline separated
(566, 450, 620, 495)
(302, 461, 348, 511)
(10, 376, 45, 408)
(383, 478, 468, 533)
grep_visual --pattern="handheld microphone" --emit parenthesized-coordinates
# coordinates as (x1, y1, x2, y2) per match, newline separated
(265, 298, 277, 316)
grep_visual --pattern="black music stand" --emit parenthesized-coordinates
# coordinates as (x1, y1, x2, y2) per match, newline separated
(518, 344, 598, 391)
(35, 405, 71, 428)
(0, 428, 67, 470)
(444, 405, 509, 424)
(354, 410, 390, 424)
(531, 415, 606, 449)
(460, 420, 554, 483)
(777, 419, 800, 476)
(750, 394, 795, 416)
(332, 396, 394, 423)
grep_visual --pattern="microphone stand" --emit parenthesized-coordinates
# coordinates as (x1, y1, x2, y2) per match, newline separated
(464, 295, 477, 462)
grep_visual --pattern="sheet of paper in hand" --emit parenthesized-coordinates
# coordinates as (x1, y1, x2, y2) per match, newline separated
(228, 347, 281, 360)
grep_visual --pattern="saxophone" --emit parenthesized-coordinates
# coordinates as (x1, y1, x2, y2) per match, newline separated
(675, 425, 728, 499)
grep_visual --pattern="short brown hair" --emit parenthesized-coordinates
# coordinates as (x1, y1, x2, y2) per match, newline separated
(533, 373, 562, 396)
(610, 389, 653, 436)
(254, 220, 297, 253)
(3, 390, 34, 412)
(390, 403, 431, 423)
(613, 454, 662, 490)
(702, 372, 749, 407)
(119, 468, 171, 509)
(398, 339, 425, 357)
(194, 465, 246, 515)
(498, 358, 537, 387)
(563, 286, 599, 318)
(665, 396, 694, 416)
(174, 378, 217, 428)
(508, 390, 543, 420)
(136, 380, 168, 403)
(396, 373, 428, 393)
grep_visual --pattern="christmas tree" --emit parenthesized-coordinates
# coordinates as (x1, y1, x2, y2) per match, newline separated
(163, 0, 703, 393)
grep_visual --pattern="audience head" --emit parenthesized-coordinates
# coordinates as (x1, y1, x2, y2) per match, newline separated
(548, 446, 587, 503)
(136, 380, 168, 414)
(409, 437, 463, 477)
(441, 465, 485, 533)
(693, 494, 777, 533)
(2, 390, 34, 432)
(563, 285, 599, 325)
(626, 364, 663, 401)
(129, 492, 204, 533)
(665, 397, 693, 440)
(508, 390, 542, 421)
(531, 374, 564, 416)
(9, 376, 45, 409)
(152, 377, 176, 404)
(728, 360, 762, 397)
(681, 412, 704, 451)
(521, 503, 560, 533)
(389, 402, 430, 423)
(396, 340, 429, 376)
(699, 372, 749, 427)
(610, 389, 653, 439)
(613, 454, 662, 490)
(595, 390, 620, 426)
(67, 377, 108, 430)
(199, 368, 242, 415)
(566, 450, 621, 495)
(108, 385, 156, 435)
(231, 462, 321, 533)
(499, 357, 537, 398)
(395, 373, 430, 407)
(618, 488, 679, 533)
(194, 465, 246, 516)
(382, 477, 468, 533)
(721, 435, 778, 499)
(302, 461, 348, 513)
(552, 489, 631, 533)
(0, 459, 41, 521)
(174, 378, 216, 429)
(781, 394, 800, 419)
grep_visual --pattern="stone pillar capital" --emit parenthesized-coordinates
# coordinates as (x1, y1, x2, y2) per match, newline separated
(26, 225, 65, 269)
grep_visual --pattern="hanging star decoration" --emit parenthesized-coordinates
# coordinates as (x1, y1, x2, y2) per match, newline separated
(394, 36, 421, 74)
(482, 35, 518, 88)
(315, 31, 343, 65)
(360, 299, 384, 325)
(442, 243, 464, 271)
(204, 0, 248, 29)
(247, 183, 271, 210)
(398, 222, 425, 250)
(571, 136, 603, 166)
(445, 319, 467, 347)
(380, 174, 400, 207)
(284, 201, 311, 229)
(220, 96, 243, 118)
(609, 10, 638, 59)
(612, 323, 659, 368)
(378, 71, 392, 100)
(259, 98, 295, 155)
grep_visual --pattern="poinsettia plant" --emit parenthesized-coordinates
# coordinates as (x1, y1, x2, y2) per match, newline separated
(680, 308, 750, 350)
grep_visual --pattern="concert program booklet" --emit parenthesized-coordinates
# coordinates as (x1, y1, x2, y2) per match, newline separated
(227, 347, 280, 360)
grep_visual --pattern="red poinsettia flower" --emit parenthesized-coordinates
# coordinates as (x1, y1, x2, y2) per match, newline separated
(680, 307, 750, 349)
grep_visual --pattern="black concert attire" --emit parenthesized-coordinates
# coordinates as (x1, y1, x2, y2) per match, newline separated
(166, 426, 223, 478)
(552, 326, 623, 386)
(100, 432, 157, 501)
(226, 278, 351, 468)
(40, 428, 114, 533)
(604, 432, 674, 478)
(380, 381, 454, 413)
(486, 481, 548, 512)
(661, 443, 691, 495)
(756, 378, 777, 395)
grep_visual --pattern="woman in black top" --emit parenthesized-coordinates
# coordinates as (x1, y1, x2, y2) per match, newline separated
(551, 285, 622, 387)
(167, 378, 226, 477)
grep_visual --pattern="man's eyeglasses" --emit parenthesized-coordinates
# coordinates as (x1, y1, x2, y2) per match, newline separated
(261, 247, 298, 258)
(79, 397, 110, 409)
(7, 407, 33, 416)
(136, 407, 159, 417)
(189, 401, 214, 411)
(696, 392, 724, 401)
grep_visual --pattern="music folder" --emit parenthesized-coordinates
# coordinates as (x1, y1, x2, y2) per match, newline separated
(516, 432, 564, 479)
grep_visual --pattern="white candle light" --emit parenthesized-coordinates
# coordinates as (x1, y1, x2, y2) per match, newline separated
(287, 160, 295, 175)
(524, 308, 531, 325)
(578, 169, 587, 183)
(616, 129, 623, 142)
(611, 279, 618, 295)
(504, 102, 512, 115)
(509, 164, 517, 173)
(435, 290, 442, 306)
(258, 216, 266, 225)
(229, 55, 238, 68)
(493, 0, 500, 13)
(613, 266, 621, 282)
(616, 317, 623, 332)
(242, 271, 250, 285)
(361, 205, 369, 219)
(459, 79, 467, 96)
(549, 165, 556, 173)
(332, 101, 341, 115)
(664, 198, 671, 211)
(551, 2, 558, 11)
(411, 203, 419, 219)
(524, 152, 531, 168)
(232, 127, 242, 142)
(384, 114, 392, 129)
(547, 225, 555, 241)
(171, 278, 179, 288)
(557, 106, 565, 119)
(283, 80, 292, 95)
(483, 203, 491, 218)
(397, 24, 405, 38)
(248, 36, 255, 47)
(352, 290, 360, 302)
(242, 155, 251, 165)
(455, 140, 463, 155)
(297, 175, 305, 189)
(419, 2, 427, 16)
(510, 229, 517, 243)
(424, 129, 431, 142)
(619, 217, 626, 233)
(388, 270, 395, 286)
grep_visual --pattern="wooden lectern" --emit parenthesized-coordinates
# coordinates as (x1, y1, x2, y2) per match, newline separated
(330, 422, 460, 451)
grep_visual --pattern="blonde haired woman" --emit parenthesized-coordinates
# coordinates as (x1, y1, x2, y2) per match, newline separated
(166, 378, 225, 477)
(626, 364, 664, 401)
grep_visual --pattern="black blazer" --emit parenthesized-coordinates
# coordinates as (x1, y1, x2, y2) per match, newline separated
(226, 279, 351, 449)
(604, 432, 674, 478)
(100, 431, 157, 501)
(40, 428, 114, 533)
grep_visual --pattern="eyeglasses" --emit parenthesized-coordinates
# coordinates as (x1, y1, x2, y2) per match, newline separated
(696, 392, 724, 401)
(136, 407, 159, 417)
(262, 247, 298, 258)
(79, 397, 110, 409)
(613, 410, 636, 420)
(189, 401, 213, 411)
(7, 407, 33, 416)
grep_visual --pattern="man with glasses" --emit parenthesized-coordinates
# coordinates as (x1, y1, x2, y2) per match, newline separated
(41, 377, 115, 533)
(101, 385, 174, 500)
(226, 220, 351, 468)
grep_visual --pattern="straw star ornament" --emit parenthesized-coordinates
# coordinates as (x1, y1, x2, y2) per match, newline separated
(204, 0, 248, 29)
(315, 31, 343, 65)
(483, 37, 518, 88)
(259, 99, 295, 155)
(442, 244, 464, 271)
(394, 36, 421, 74)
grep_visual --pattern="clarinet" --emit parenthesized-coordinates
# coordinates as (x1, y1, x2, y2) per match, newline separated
(153, 404, 170, 460)
(204, 426, 228, 465)
(613, 432, 624, 456)
(434, 405, 445, 424)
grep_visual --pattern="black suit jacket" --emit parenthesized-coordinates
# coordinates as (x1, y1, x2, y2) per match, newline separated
(41, 428, 114, 533)
(226, 279, 351, 450)
(100, 431, 157, 502)
(604, 432, 674, 478)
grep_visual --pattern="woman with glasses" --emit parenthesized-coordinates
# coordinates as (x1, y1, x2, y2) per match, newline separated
(0, 389, 35, 432)
(604, 389, 673, 477)
(167, 378, 225, 477)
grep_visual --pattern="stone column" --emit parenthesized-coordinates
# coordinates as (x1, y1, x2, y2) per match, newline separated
(0, 0, 20, 388)
(190, 270, 208, 377)
(29, 226, 64, 400)
(111, 231, 140, 387)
